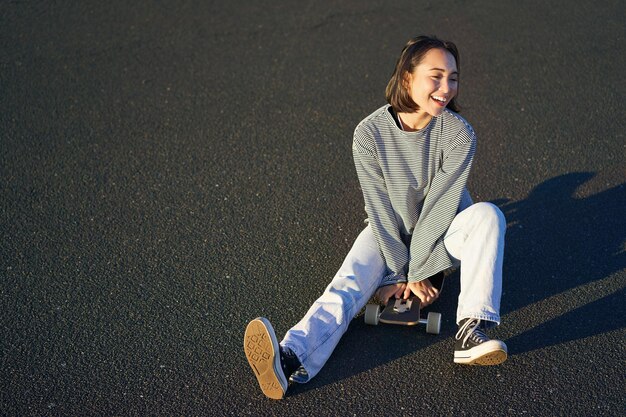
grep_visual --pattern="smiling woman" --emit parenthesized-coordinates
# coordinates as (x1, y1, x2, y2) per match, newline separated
(243, 35, 509, 400)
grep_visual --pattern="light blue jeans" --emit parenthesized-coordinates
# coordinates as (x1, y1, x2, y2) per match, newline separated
(281, 202, 506, 383)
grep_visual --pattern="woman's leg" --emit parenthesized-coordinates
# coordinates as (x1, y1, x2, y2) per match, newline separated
(443, 202, 506, 325)
(281, 224, 386, 382)
(443, 202, 508, 365)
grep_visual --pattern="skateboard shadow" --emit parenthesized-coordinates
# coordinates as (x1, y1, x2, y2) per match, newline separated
(289, 172, 625, 395)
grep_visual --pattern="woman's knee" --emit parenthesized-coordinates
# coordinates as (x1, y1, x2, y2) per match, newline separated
(473, 202, 506, 231)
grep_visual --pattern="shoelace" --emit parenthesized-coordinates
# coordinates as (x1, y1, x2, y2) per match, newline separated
(455, 318, 489, 348)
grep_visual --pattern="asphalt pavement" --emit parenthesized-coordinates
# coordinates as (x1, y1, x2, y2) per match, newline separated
(1, 0, 625, 415)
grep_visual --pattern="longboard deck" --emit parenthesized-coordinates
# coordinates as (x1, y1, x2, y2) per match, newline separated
(378, 272, 446, 326)
(379, 296, 421, 325)
(429, 271, 445, 293)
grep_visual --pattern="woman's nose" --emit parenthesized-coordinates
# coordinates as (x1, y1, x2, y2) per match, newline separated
(439, 79, 449, 93)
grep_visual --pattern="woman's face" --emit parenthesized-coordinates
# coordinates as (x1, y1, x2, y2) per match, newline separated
(404, 48, 458, 116)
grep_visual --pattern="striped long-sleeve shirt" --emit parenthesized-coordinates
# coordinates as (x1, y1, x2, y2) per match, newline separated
(352, 105, 476, 284)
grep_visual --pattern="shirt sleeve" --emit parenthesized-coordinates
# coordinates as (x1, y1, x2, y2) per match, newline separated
(352, 128, 409, 279)
(407, 128, 476, 282)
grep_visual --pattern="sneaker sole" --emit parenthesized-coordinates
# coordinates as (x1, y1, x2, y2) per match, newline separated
(243, 317, 288, 400)
(454, 340, 508, 366)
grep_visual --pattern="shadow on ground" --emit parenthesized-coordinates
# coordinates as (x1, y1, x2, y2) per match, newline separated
(289, 172, 626, 395)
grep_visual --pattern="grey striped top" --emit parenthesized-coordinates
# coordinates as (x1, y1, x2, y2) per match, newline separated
(352, 105, 476, 284)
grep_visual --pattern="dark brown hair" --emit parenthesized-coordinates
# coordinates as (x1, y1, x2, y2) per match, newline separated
(385, 35, 461, 113)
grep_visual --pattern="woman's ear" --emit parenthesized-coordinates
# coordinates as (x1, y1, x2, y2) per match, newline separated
(402, 71, 412, 91)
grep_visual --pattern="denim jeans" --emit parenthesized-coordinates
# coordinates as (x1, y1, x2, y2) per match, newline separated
(281, 202, 505, 383)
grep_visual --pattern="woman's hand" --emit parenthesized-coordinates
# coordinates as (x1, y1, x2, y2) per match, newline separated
(375, 283, 407, 304)
(403, 278, 439, 307)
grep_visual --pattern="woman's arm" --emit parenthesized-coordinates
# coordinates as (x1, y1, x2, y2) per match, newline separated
(407, 129, 476, 281)
(352, 131, 408, 282)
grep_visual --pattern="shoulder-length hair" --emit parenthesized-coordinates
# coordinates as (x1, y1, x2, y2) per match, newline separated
(385, 35, 461, 113)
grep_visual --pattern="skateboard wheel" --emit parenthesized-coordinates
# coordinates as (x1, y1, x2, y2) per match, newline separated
(364, 304, 380, 325)
(426, 312, 442, 334)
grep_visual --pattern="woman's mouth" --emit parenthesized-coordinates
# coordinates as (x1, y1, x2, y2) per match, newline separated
(431, 95, 447, 107)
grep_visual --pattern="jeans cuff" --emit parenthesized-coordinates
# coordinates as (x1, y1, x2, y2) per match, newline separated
(456, 313, 500, 327)
(379, 272, 407, 287)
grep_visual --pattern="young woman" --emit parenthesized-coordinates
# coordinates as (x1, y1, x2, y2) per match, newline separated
(244, 35, 508, 400)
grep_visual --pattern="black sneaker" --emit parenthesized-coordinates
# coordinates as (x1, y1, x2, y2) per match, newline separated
(243, 317, 301, 399)
(454, 318, 508, 365)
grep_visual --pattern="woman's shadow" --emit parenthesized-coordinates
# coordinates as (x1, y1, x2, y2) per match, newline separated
(289, 172, 625, 395)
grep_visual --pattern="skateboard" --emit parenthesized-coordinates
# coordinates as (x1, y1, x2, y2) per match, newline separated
(364, 272, 445, 334)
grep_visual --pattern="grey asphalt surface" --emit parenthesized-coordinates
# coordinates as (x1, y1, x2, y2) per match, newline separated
(1, 0, 625, 416)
